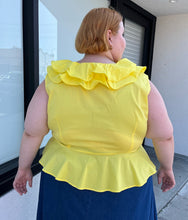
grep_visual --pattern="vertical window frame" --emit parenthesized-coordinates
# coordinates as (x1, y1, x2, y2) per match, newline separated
(23, 0, 39, 113)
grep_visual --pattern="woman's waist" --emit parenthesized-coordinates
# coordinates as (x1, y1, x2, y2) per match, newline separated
(50, 136, 143, 155)
(40, 138, 156, 192)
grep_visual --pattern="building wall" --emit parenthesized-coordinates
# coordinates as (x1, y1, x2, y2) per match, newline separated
(40, 0, 109, 62)
(0, 0, 108, 219)
(145, 14, 188, 156)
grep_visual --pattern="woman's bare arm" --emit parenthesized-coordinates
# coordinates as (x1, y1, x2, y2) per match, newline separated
(146, 81, 175, 192)
(13, 81, 49, 195)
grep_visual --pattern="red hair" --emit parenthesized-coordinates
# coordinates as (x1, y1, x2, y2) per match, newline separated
(75, 8, 123, 54)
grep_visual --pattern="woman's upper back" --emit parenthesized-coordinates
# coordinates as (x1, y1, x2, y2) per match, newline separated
(45, 58, 150, 155)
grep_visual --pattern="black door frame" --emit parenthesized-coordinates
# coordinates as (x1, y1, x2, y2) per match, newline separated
(110, 0, 156, 79)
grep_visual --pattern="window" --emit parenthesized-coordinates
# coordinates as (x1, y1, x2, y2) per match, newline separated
(38, 0, 59, 146)
(0, 0, 25, 195)
(0, 0, 24, 165)
(0, 0, 41, 196)
(39, 1, 58, 84)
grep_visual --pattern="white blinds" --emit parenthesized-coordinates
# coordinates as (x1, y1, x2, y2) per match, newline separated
(123, 19, 145, 66)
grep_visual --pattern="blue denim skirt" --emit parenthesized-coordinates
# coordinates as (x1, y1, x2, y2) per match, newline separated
(37, 171, 157, 220)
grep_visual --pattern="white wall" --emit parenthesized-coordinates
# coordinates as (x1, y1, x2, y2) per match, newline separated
(145, 14, 188, 156)
(41, 0, 109, 61)
(0, 1, 108, 220)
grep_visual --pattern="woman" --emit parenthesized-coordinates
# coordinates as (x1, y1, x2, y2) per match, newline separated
(13, 8, 175, 219)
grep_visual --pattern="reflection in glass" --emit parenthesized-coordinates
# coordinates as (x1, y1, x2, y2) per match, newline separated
(39, 1, 58, 146)
(39, 1, 57, 83)
(0, 0, 24, 164)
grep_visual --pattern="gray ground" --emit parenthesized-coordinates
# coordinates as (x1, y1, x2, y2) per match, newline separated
(145, 146, 188, 220)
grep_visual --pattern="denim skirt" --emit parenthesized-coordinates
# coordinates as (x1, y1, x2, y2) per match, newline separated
(37, 171, 157, 220)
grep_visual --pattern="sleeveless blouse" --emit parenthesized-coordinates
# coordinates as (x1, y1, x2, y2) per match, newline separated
(39, 58, 156, 192)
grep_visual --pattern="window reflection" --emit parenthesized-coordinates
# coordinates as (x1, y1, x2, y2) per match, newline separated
(39, 0, 58, 146)
(0, 0, 24, 164)
(39, 1, 57, 83)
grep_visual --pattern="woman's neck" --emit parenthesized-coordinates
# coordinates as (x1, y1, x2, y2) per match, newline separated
(77, 52, 115, 64)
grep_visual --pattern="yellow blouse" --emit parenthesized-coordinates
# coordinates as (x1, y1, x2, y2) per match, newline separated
(39, 58, 156, 192)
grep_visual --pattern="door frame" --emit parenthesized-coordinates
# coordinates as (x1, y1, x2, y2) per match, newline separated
(110, 0, 156, 79)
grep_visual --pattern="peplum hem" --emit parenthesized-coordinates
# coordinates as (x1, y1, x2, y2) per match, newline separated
(46, 58, 146, 90)
(39, 138, 156, 193)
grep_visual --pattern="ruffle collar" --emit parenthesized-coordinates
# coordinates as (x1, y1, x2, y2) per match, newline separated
(47, 58, 146, 90)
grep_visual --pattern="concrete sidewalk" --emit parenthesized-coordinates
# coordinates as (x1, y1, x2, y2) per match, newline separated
(145, 146, 188, 220)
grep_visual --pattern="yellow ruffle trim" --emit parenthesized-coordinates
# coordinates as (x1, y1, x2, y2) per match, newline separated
(39, 138, 156, 192)
(47, 58, 146, 90)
